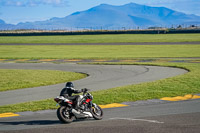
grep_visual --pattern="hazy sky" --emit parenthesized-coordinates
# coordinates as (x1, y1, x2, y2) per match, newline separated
(0, 0, 199, 24)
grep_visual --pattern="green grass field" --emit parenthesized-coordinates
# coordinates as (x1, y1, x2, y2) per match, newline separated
(0, 34, 200, 113)
(0, 34, 200, 43)
(0, 45, 200, 59)
(0, 69, 86, 92)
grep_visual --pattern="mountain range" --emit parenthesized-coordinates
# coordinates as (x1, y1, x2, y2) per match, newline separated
(1, 3, 200, 30)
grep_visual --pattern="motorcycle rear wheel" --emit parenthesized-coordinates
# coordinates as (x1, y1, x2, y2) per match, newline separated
(91, 105, 103, 120)
(57, 106, 75, 123)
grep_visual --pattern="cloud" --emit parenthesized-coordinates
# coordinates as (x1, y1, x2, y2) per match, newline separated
(0, 0, 68, 7)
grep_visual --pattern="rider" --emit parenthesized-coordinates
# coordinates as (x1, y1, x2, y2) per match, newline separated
(60, 82, 86, 110)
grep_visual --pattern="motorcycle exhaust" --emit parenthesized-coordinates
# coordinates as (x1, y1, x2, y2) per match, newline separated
(71, 109, 93, 118)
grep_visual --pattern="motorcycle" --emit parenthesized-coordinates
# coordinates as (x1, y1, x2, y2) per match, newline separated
(54, 89, 103, 123)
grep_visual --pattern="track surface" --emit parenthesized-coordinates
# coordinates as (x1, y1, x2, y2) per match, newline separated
(1, 99, 200, 132)
(1, 63, 199, 133)
(0, 63, 187, 105)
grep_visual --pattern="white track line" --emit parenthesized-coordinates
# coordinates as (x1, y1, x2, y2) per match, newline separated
(110, 117, 164, 124)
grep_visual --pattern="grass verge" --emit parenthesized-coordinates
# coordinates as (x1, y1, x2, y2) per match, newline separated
(0, 62, 200, 113)
(0, 34, 200, 43)
(0, 69, 86, 92)
(92, 62, 200, 104)
(0, 45, 200, 59)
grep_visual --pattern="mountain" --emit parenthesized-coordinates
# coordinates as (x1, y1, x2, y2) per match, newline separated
(0, 19, 5, 24)
(0, 19, 15, 30)
(1, 3, 200, 30)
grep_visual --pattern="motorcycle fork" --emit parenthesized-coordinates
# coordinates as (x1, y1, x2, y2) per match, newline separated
(88, 101, 93, 108)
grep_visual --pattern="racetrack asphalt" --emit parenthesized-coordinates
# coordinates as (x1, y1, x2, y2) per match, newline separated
(1, 98, 200, 132)
(1, 62, 199, 133)
(0, 63, 188, 106)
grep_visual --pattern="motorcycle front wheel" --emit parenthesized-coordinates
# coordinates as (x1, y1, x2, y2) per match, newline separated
(57, 106, 75, 123)
(91, 105, 103, 120)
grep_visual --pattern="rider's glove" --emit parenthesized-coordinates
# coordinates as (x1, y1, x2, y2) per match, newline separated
(81, 88, 88, 92)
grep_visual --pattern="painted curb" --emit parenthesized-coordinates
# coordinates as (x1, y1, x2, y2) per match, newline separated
(0, 112, 19, 118)
(160, 94, 200, 101)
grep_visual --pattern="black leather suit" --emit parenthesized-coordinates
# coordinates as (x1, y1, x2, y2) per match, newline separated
(60, 87, 82, 109)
